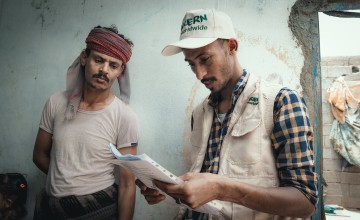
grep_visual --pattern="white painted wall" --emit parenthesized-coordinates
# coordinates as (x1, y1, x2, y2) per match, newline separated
(0, 0, 303, 219)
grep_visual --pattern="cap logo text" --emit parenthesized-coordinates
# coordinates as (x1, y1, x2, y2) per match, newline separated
(181, 14, 208, 34)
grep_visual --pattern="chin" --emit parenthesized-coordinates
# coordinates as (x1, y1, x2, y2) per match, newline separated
(209, 87, 221, 93)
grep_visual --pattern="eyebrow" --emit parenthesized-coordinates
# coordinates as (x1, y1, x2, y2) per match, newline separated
(184, 52, 206, 62)
(92, 53, 122, 65)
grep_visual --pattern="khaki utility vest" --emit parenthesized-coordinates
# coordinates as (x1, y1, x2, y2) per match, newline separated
(177, 74, 305, 220)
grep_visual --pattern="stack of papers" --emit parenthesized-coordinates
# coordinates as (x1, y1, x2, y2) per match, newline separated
(109, 143, 223, 215)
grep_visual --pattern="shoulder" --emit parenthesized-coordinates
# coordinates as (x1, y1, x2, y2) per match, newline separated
(275, 88, 305, 105)
(273, 88, 309, 119)
(44, 91, 67, 108)
(192, 97, 209, 116)
(112, 97, 138, 121)
(47, 91, 67, 103)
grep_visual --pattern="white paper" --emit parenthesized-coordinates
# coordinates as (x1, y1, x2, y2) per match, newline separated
(109, 143, 223, 215)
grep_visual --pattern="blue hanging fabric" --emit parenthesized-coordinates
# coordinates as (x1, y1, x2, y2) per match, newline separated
(327, 76, 360, 168)
(330, 106, 360, 167)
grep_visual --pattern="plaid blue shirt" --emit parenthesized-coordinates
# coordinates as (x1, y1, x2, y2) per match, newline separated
(186, 70, 317, 220)
(200, 71, 249, 174)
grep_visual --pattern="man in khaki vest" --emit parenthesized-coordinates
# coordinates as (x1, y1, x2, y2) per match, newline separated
(139, 9, 318, 220)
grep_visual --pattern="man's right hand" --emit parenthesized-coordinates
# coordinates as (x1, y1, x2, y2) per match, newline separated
(135, 179, 166, 205)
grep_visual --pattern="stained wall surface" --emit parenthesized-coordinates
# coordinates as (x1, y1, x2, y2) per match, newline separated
(0, 0, 321, 219)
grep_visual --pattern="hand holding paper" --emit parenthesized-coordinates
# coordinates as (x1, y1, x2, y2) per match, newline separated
(108, 143, 223, 215)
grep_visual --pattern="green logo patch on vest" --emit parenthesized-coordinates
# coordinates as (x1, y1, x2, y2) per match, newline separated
(248, 97, 259, 105)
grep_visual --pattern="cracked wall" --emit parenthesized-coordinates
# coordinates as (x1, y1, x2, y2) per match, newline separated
(2, 0, 360, 219)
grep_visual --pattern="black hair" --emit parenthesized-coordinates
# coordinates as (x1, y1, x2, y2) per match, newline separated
(0, 173, 27, 219)
(85, 24, 134, 56)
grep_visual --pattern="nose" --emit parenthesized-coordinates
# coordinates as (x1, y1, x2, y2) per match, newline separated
(100, 62, 110, 73)
(193, 65, 207, 80)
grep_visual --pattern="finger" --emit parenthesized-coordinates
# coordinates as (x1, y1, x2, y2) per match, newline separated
(175, 197, 181, 204)
(153, 180, 177, 192)
(179, 172, 192, 181)
(135, 179, 148, 191)
(153, 179, 166, 189)
(170, 195, 186, 204)
(169, 196, 191, 207)
(145, 194, 166, 205)
(154, 180, 183, 195)
(140, 187, 161, 196)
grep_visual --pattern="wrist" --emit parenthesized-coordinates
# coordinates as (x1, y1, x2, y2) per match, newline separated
(212, 174, 223, 200)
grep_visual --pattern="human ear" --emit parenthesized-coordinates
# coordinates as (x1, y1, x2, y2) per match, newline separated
(80, 50, 87, 66)
(228, 39, 238, 54)
(116, 65, 125, 78)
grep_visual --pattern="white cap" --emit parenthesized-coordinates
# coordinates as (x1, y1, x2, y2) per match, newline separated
(161, 9, 236, 56)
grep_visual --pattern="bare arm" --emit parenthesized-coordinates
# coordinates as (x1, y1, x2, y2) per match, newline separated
(32, 128, 52, 174)
(117, 146, 137, 220)
(155, 172, 315, 218)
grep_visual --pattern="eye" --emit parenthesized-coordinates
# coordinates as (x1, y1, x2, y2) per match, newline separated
(110, 63, 119, 69)
(187, 62, 195, 67)
(199, 56, 210, 64)
(95, 58, 103, 63)
(111, 62, 124, 71)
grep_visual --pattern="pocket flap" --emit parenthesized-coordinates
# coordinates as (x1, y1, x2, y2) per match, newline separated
(231, 118, 261, 136)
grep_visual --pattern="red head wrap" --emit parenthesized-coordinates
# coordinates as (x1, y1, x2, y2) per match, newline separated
(85, 27, 132, 64)
(65, 27, 133, 120)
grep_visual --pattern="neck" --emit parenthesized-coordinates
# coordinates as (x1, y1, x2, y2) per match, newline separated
(217, 65, 243, 114)
(220, 66, 243, 100)
(80, 86, 114, 110)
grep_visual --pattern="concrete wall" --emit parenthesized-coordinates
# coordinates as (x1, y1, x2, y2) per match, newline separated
(321, 56, 360, 209)
(3, 0, 359, 219)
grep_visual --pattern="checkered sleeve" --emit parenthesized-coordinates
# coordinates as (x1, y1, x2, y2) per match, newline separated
(271, 88, 318, 206)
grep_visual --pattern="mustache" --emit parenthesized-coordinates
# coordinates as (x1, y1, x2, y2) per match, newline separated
(201, 77, 216, 84)
(93, 72, 109, 82)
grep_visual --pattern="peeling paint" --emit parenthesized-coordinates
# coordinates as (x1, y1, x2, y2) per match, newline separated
(289, 1, 323, 219)
(266, 45, 298, 74)
(265, 73, 284, 85)
(238, 32, 301, 86)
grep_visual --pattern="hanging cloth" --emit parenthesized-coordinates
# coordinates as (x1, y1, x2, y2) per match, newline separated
(327, 76, 360, 167)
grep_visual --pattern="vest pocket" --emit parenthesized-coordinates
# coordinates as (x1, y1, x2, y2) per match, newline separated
(228, 118, 261, 165)
(231, 118, 261, 136)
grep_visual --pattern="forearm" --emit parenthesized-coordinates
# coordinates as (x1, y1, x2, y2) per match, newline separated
(33, 153, 50, 174)
(33, 128, 52, 174)
(117, 146, 137, 220)
(217, 177, 315, 218)
(118, 183, 136, 220)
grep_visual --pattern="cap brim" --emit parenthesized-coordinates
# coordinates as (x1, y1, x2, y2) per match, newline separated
(161, 37, 217, 56)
